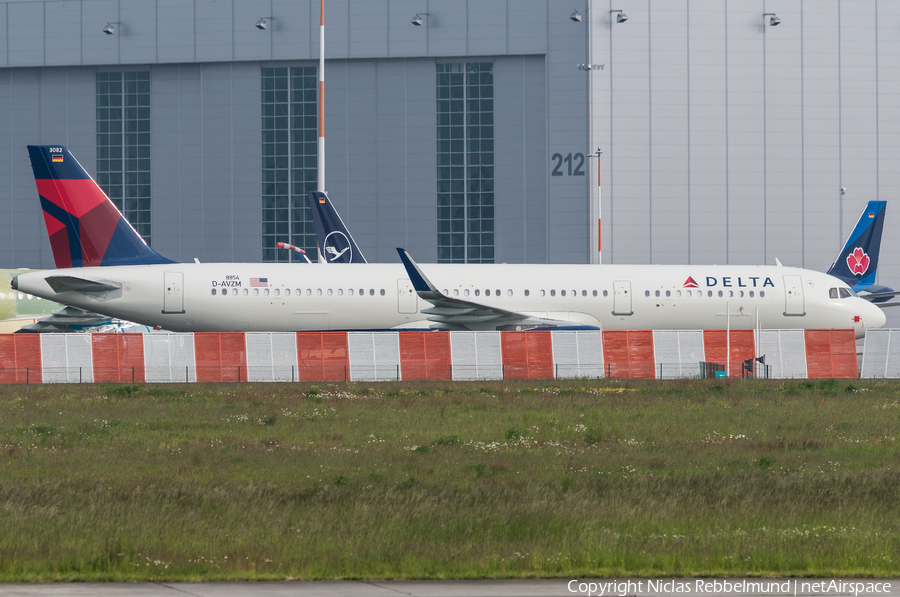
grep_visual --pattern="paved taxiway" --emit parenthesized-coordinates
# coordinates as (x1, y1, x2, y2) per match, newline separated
(1, 579, 899, 597)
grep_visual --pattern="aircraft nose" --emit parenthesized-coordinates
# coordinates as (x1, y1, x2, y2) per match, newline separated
(869, 302, 887, 330)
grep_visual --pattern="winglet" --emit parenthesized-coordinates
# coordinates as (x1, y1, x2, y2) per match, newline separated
(396, 248, 441, 297)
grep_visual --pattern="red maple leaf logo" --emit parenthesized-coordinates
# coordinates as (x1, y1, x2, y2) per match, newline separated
(683, 276, 699, 288)
(847, 247, 869, 276)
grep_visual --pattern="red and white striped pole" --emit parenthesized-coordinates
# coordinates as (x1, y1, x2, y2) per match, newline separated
(596, 148, 602, 263)
(317, 0, 325, 194)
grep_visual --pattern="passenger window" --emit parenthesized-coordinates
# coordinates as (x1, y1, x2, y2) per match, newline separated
(244, 289, 249, 296)
(349, 289, 354, 296)
(338, 289, 343, 296)
(728, 291, 733, 297)
(359, 289, 364, 296)
(541, 290, 546, 297)
(839, 288, 851, 298)
(749, 291, 754, 297)
(453, 289, 459, 297)
(707, 291, 712, 297)
(524, 289, 530, 297)
(550, 290, 556, 297)
(603, 290, 608, 297)
(464, 289, 470, 297)
(264, 288, 270, 296)
(561, 290, 566, 297)
(582, 290, 586, 297)
(508, 290, 513, 297)
(253, 288, 259, 296)
(327, 289, 333, 296)
(380, 289, 385, 296)
(316, 289, 322, 296)
(232, 288, 238, 296)
(655, 290, 660, 297)
(645, 290, 650, 297)
(685, 290, 690, 297)
(306, 289, 312, 296)
(495, 289, 500, 296)
(760, 291, 765, 297)
(665, 290, 671, 297)
(285, 289, 291, 296)
(274, 289, 280, 296)
(718, 290, 723, 297)
(738, 291, 743, 297)
(484, 289, 489, 296)
(475, 289, 481, 296)
(211, 288, 217, 295)
(369, 289, 375, 296)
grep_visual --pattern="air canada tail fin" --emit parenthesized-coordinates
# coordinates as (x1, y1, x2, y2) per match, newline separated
(827, 200, 886, 292)
(307, 191, 367, 263)
(27, 145, 175, 268)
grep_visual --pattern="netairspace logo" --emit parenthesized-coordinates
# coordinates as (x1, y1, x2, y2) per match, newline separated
(567, 579, 893, 597)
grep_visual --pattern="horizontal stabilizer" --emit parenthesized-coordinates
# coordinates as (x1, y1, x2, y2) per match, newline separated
(44, 275, 121, 294)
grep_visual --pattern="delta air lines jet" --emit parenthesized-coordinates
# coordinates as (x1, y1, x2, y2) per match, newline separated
(10, 145, 886, 338)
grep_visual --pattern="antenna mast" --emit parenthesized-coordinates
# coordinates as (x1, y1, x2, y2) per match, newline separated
(317, 0, 325, 193)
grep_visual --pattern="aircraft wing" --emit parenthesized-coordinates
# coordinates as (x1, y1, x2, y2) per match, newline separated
(44, 276, 122, 294)
(396, 248, 599, 332)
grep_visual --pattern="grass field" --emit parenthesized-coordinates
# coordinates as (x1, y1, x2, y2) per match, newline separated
(0, 378, 898, 581)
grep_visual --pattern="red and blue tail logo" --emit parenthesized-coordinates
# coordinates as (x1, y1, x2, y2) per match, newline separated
(27, 145, 175, 268)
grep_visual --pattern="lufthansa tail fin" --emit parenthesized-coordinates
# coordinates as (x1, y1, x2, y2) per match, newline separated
(826, 200, 886, 292)
(307, 191, 367, 263)
(27, 145, 175, 268)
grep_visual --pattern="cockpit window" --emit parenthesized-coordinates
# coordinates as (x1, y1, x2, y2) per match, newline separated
(839, 287, 852, 299)
(829, 288, 838, 299)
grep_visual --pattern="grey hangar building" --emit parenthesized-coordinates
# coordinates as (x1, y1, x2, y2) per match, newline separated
(0, 0, 898, 324)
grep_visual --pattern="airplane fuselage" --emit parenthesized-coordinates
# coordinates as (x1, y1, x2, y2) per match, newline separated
(11, 262, 885, 338)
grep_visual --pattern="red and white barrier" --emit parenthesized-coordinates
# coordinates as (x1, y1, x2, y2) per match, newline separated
(0, 328, 860, 383)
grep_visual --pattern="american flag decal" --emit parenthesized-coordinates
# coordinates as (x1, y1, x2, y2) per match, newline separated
(250, 277, 268, 287)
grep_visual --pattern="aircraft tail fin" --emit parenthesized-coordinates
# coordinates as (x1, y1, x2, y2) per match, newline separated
(27, 145, 175, 268)
(307, 191, 367, 263)
(826, 200, 886, 291)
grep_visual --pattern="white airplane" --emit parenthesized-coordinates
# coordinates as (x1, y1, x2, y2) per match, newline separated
(10, 145, 886, 338)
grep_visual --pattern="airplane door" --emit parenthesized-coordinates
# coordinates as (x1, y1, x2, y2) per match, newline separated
(397, 279, 418, 314)
(612, 280, 633, 316)
(162, 272, 185, 314)
(783, 275, 805, 316)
